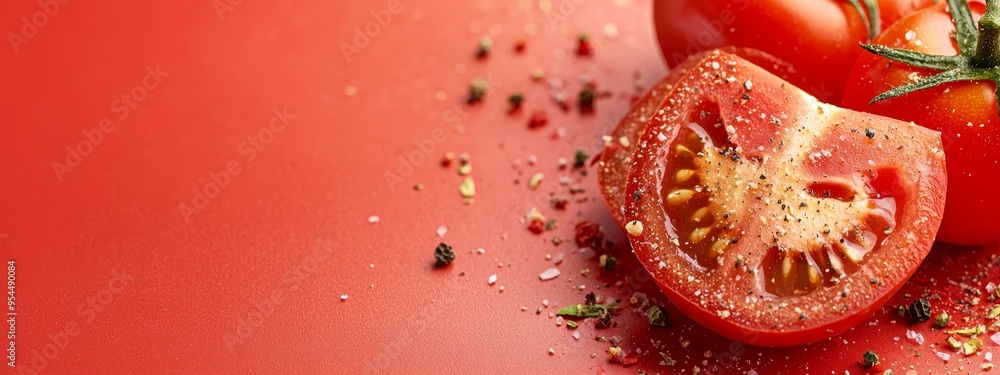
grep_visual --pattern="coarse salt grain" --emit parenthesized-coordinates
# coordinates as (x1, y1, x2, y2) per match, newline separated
(539, 267, 561, 281)
(986, 352, 993, 362)
(906, 330, 924, 345)
(368, 215, 380, 224)
(990, 332, 1000, 346)
(488, 274, 497, 285)
(555, 316, 564, 326)
(477, 248, 486, 254)
(552, 253, 564, 264)
(935, 351, 950, 362)
(340, 294, 348, 301)
(436, 225, 447, 237)
(572, 331, 580, 340)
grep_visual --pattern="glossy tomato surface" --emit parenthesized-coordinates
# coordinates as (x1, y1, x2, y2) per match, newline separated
(623, 51, 947, 346)
(598, 47, 794, 227)
(653, 0, 936, 103)
(2, 0, 998, 374)
(842, 1, 1000, 245)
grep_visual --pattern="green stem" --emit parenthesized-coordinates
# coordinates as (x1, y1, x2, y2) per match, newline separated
(973, 0, 1000, 67)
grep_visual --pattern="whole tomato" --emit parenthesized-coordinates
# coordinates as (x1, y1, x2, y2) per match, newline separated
(842, 0, 1000, 245)
(653, 0, 936, 103)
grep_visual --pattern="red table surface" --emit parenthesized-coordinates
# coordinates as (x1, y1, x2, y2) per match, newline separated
(2, 0, 999, 374)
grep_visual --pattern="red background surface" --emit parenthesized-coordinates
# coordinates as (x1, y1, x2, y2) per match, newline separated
(2, 0, 999, 374)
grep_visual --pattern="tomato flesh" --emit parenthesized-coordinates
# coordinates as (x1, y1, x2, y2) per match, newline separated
(599, 47, 794, 227)
(622, 51, 947, 346)
(842, 1, 1000, 245)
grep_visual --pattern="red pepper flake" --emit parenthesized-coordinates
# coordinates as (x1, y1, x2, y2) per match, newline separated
(508, 92, 524, 113)
(578, 88, 595, 113)
(550, 195, 569, 210)
(577, 33, 592, 56)
(441, 152, 455, 167)
(527, 218, 545, 234)
(514, 38, 526, 53)
(476, 37, 492, 58)
(574, 221, 605, 249)
(527, 111, 548, 129)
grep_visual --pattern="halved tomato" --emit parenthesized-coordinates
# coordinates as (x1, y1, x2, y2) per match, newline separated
(621, 51, 947, 346)
(599, 47, 795, 227)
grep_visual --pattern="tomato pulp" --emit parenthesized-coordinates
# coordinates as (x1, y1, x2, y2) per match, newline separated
(619, 51, 947, 346)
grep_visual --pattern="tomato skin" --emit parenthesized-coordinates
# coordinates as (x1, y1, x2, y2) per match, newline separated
(653, 0, 935, 103)
(842, 1, 1000, 245)
(622, 51, 946, 346)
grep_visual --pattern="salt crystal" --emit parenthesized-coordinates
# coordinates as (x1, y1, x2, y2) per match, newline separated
(935, 351, 950, 362)
(340, 294, 348, 301)
(539, 267, 561, 281)
(488, 274, 497, 285)
(988, 282, 997, 294)
(906, 330, 924, 345)
(571, 331, 581, 340)
(527, 155, 538, 165)
(552, 253, 565, 265)
(986, 352, 993, 362)
(990, 332, 1000, 346)
(542, 299, 549, 307)
(477, 248, 486, 254)
(436, 225, 447, 237)
(368, 215, 380, 224)
(555, 316, 564, 326)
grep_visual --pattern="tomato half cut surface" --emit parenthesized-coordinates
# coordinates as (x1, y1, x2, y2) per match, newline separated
(622, 51, 947, 347)
(599, 47, 795, 227)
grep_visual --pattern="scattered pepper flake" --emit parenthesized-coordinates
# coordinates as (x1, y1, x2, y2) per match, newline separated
(577, 33, 592, 56)
(578, 88, 595, 112)
(514, 38, 526, 53)
(476, 36, 492, 58)
(908, 298, 932, 323)
(659, 352, 676, 366)
(862, 350, 879, 367)
(531, 67, 545, 81)
(865, 128, 876, 139)
(934, 312, 951, 328)
(507, 92, 524, 113)
(459, 177, 475, 199)
(468, 78, 489, 104)
(947, 336, 963, 350)
(541, 219, 557, 232)
(575, 221, 606, 248)
(647, 305, 669, 327)
(988, 305, 1000, 319)
(434, 243, 455, 267)
(528, 172, 544, 190)
(964, 337, 983, 355)
(573, 149, 590, 168)
(550, 195, 569, 209)
(527, 110, 548, 128)
(598, 254, 617, 271)
(948, 325, 985, 336)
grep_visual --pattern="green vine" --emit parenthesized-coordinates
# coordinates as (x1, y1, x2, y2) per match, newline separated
(861, 0, 1000, 115)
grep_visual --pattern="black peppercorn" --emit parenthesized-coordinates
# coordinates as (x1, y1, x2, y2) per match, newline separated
(434, 243, 455, 267)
